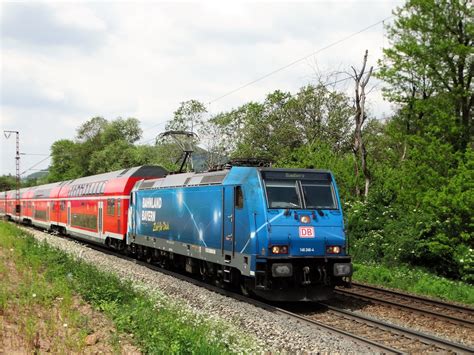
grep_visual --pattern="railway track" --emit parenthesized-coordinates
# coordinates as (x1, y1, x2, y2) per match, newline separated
(335, 282, 474, 328)
(73, 241, 474, 353)
(17, 225, 474, 353)
(82, 243, 399, 354)
(297, 304, 473, 354)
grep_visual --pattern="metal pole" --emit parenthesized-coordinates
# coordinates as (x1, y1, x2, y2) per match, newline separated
(4, 130, 20, 220)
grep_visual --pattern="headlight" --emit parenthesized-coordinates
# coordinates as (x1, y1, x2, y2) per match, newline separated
(300, 215, 311, 224)
(326, 245, 341, 254)
(333, 263, 352, 276)
(271, 245, 288, 254)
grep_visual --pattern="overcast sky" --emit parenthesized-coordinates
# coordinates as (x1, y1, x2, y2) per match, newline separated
(1, 0, 402, 176)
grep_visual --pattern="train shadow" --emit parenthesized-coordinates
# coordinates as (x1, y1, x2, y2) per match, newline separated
(267, 289, 374, 315)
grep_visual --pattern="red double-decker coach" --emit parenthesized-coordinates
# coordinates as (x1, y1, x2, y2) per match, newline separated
(0, 166, 167, 246)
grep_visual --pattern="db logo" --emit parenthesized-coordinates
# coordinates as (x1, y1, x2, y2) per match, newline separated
(299, 226, 315, 238)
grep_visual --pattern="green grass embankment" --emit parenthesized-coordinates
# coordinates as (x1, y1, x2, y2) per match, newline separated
(353, 262, 474, 305)
(0, 221, 256, 354)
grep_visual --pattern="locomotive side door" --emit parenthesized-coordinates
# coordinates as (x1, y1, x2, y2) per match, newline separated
(222, 186, 235, 258)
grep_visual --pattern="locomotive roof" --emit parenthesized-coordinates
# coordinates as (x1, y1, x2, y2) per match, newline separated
(135, 166, 333, 191)
(137, 170, 229, 190)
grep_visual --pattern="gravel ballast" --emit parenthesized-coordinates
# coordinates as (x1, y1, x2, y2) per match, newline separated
(20, 226, 376, 353)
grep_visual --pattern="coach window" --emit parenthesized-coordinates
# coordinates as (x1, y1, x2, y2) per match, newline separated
(107, 199, 115, 216)
(117, 199, 121, 216)
(99, 182, 105, 194)
(235, 186, 244, 209)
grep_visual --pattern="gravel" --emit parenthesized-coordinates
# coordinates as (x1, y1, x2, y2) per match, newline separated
(21, 226, 377, 353)
(333, 297, 474, 347)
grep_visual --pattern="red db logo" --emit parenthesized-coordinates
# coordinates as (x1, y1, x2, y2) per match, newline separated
(299, 226, 315, 238)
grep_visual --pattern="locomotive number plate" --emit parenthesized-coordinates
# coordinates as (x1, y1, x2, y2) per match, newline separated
(299, 226, 315, 238)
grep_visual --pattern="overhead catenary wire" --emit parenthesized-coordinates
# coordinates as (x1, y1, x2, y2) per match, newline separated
(208, 16, 391, 105)
(20, 155, 51, 176)
(136, 69, 382, 147)
(20, 153, 50, 156)
(137, 18, 389, 146)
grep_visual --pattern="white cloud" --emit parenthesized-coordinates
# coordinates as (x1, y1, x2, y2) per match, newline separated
(1, 0, 403, 175)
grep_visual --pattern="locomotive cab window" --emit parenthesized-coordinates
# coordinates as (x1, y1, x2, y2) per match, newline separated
(265, 180, 302, 209)
(262, 171, 337, 210)
(301, 181, 337, 210)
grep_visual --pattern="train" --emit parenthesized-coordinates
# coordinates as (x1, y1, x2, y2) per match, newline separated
(0, 163, 352, 301)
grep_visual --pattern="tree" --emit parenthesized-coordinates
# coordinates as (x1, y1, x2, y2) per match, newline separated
(351, 50, 373, 198)
(0, 175, 16, 191)
(292, 84, 353, 152)
(48, 139, 82, 182)
(166, 100, 207, 133)
(48, 117, 145, 180)
(378, 0, 473, 151)
(101, 117, 142, 145)
(76, 116, 108, 142)
(209, 85, 353, 163)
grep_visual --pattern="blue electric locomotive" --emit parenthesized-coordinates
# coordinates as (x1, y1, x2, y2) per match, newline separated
(127, 166, 352, 301)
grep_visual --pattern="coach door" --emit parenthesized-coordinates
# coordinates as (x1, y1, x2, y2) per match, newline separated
(222, 186, 236, 259)
(67, 201, 71, 227)
(98, 201, 103, 238)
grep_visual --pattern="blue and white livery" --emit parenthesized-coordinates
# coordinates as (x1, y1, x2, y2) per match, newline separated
(128, 167, 352, 301)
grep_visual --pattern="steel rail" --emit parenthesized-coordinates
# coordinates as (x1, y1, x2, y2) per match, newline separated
(336, 282, 474, 327)
(318, 304, 474, 354)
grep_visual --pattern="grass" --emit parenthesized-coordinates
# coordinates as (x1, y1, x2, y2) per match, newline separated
(0, 226, 93, 352)
(0, 221, 257, 354)
(353, 262, 474, 305)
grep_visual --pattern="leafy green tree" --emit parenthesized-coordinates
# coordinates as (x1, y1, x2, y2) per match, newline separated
(48, 139, 83, 182)
(101, 117, 142, 145)
(76, 116, 108, 142)
(88, 140, 142, 174)
(166, 100, 207, 133)
(135, 144, 180, 172)
(0, 175, 16, 191)
(210, 84, 353, 162)
(48, 117, 145, 180)
(378, 0, 473, 150)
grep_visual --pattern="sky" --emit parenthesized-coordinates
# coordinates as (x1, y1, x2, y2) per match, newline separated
(1, 0, 403, 176)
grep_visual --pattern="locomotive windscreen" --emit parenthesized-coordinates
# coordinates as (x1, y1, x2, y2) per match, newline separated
(265, 180, 302, 209)
(262, 171, 337, 210)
